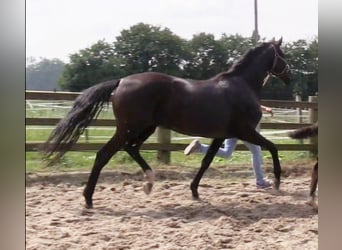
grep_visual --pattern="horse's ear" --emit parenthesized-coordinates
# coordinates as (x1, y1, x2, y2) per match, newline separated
(271, 37, 275, 42)
(277, 37, 283, 46)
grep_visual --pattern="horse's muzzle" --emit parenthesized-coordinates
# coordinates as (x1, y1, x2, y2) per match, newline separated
(279, 67, 292, 85)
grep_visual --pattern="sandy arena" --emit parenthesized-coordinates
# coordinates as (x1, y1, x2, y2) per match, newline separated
(26, 163, 318, 249)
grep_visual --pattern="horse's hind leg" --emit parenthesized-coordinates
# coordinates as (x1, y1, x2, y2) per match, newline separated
(307, 161, 318, 211)
(124, 126, 156, 194)
(83, 128, 126, 208)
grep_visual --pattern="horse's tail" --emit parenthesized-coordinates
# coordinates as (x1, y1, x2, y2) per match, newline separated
(43, 79, 120, 162)
(288, 122, 318, 139)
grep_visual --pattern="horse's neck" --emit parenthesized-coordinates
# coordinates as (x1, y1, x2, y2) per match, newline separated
(223, 51, 272, 96)
(240, 64, 269, 96)
(232, 46, 274, 96)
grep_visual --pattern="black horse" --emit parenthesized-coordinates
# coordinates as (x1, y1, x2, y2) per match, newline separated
(288, 122, 318, 211)
(44, 38, 291, 208)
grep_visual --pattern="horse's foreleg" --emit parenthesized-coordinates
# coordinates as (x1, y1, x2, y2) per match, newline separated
(83, 131, 125, 208)
(265, 140, 281, 190)
(190, 138, 224, 199)
(237, 129, 281, 190)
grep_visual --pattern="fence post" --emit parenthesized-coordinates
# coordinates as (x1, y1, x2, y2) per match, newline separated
(295, 95, 303, 123)
(157, 127, 171, 164)
(85, 129, 89, 143)
(308, 96, 318, 155)
(295, 95, 303, 144)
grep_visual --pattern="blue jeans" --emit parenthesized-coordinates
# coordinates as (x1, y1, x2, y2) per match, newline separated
(198, 138, 266, 184)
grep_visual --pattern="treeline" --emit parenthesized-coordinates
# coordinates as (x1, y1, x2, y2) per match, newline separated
(27, 22, 318, 100)
(26, 57, 65, 91)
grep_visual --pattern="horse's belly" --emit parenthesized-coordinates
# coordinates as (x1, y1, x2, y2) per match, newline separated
(161, 116, 231, 139)
(171, 126, 232, 139)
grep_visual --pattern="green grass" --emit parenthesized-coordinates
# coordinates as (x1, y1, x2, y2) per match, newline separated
(26, 147, 312, 173)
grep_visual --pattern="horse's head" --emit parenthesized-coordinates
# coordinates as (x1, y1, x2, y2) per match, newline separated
(268, 37, 291, 85)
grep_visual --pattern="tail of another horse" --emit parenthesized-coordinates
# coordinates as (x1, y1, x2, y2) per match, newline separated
(288, 122, 318, 139)
(43, 79, 120, 162)
(289, 123, 318, 212)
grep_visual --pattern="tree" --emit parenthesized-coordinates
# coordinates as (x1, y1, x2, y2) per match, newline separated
(219, 34, 255, 63)
(26, 58, 65, 91)
(57, 23, 317, 99)
(114, 23, 188, 77)
(184, 33, 229, 79)
(305, 39, 318, 97)
(59, 40, 124, 91)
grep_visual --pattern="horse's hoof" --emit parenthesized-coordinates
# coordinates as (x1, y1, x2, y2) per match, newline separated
(190, 182, 199, 200)
(273, 180, 280, 190)
(143, 182, 153, 195)
(85, 203, 93, 209)
(192, 195, 200, 201)
(83, 196, 93, 209)
(313, 206, 318, 213)
(306, 200, 318, 212)
(191, 190, 200, 200)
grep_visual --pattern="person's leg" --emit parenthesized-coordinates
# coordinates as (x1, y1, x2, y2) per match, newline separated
(243, 141, 270, 187)
(215, 138, 238, 158)
(185, 138, 238, 158)
(198, 138, 237, 157)
(184, 139, 201, 155)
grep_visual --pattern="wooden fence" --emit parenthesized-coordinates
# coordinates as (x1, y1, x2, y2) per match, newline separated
(26, 91, 318, 164)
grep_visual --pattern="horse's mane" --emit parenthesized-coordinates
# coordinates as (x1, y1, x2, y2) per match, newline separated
(225, 42, 272, 76)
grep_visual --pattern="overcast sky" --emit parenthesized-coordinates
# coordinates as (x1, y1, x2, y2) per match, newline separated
(26, 0, 318, 62)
